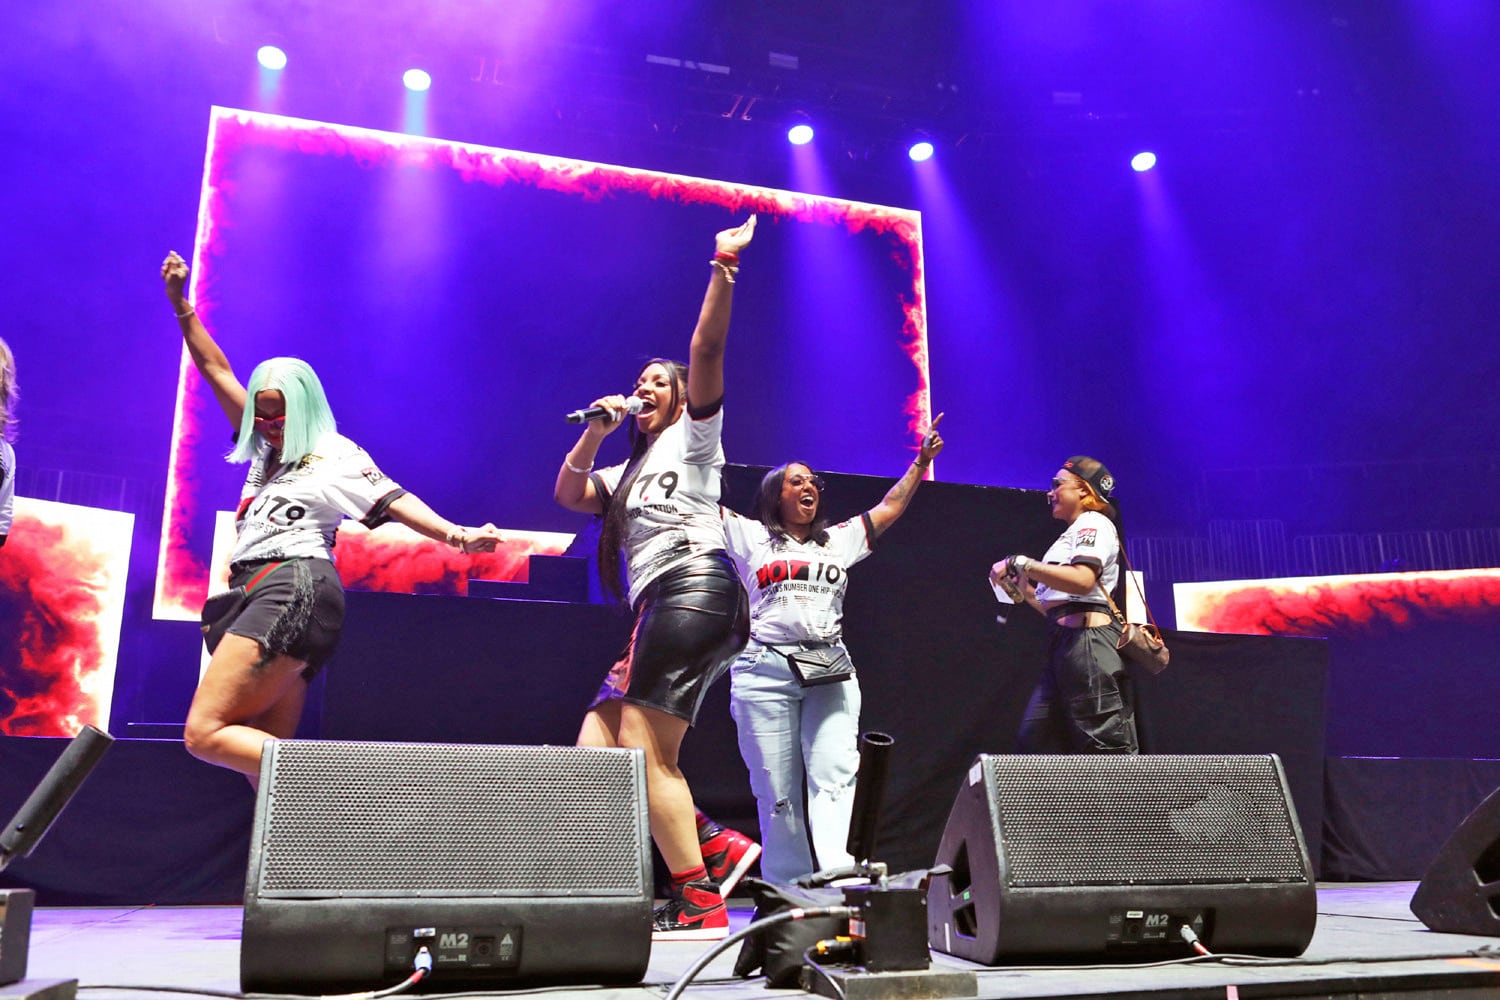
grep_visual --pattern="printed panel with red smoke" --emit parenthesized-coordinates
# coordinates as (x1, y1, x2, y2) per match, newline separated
(1176, 569, 1500, 757)
(0, 498, 132, 736)
(154, 107, 930, 620)
(206, 512, 574, 598)
(1176, 569, 1500, 637)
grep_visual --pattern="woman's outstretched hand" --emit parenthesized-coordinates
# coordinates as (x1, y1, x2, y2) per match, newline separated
(460, 523, 505, 553)
(161, 250, 189, 306)
(715, 215, 757, 256)
(920, 412, 946, 464)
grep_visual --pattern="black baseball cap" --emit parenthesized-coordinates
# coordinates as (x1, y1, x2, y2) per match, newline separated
(1062, 455, 1115, 500)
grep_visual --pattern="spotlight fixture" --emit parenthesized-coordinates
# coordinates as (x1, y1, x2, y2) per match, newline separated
(787, 122, 814, 146)
(1130, 151, 1157, 173)
(908, 140, 935, 163)
(402, 68, 432, 93)
(256, 45, 287, 71)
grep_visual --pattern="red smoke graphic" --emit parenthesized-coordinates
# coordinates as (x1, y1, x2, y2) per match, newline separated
(1184, 570, 1500, 637)
(330, 526, 569, 595)
(158, 357, 215, 615)
(0, 518, 109, 736)
(208, 111, 923, 244)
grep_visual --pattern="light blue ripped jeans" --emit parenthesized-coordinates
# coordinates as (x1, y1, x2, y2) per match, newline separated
(728, 639, 862, 884)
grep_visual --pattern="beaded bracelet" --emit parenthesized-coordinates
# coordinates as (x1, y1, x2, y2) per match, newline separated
(175, 305, 196, 319)
(564, 458, 593, 475)
(710, 259, 738, 284)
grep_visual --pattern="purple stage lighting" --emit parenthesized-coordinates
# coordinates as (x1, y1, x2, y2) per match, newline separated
(787, 123, 814, 146)
(256, 46, 287, 71)
(1131, 151, 1158, 172)
(908, 140, 935, 163)
(402, 68, 432, 93)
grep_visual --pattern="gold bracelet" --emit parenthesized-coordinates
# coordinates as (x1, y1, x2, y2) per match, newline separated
(564, 458, 592, 475)
(710, 259, 738, 284)
(175, 305, 195, 318)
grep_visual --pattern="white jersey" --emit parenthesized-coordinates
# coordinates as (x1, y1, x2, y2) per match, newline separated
(722, 509, 875, 645)
(594, 407, 727, 607)
(229, 430, 406, 567)
(1033, 510, 1119, 609)
(0, 439, 14, 543)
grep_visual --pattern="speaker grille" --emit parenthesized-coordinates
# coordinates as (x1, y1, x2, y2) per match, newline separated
(253, 743, 645, 897)
(991, 755, 1307, 886)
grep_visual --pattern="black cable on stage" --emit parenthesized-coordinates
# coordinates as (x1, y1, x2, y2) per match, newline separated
(660, 905, 858, 1000)
(987, 942, 1500, 973)
(79, 983, 607, 1000)
(77, 938, 1500, 999)
(319, 946, 431, 1000)
(800, 938, 857, 1000)
(78, 946, 433, 1000)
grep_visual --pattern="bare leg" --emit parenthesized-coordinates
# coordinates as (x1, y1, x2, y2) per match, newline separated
(619, 702, 701, 874)
(184, 632, 311, 788)
(577, 699, 623, 748)
(245, 680, 309, 742)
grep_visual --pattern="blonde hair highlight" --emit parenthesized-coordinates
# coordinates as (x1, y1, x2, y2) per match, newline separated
(0, 337, 17, 442)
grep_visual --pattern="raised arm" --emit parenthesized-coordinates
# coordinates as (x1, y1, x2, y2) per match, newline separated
(162, 251, 246, 429)
(867, 413, 945, 537)
(687, 216, 756, 411)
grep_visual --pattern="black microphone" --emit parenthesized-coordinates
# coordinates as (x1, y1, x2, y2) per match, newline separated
(565, 396, 644, 424)
(1, 725, 114, 871)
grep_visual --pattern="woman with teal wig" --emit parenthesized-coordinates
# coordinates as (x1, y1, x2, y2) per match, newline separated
(162, 250, 503, 785)
(0, 335, 16, 548)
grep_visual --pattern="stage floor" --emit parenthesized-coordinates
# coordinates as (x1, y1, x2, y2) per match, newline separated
(15, 883, 1500, 1000)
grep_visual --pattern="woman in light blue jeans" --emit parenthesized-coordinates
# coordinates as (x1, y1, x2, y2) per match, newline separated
(721, 417, 943, 883)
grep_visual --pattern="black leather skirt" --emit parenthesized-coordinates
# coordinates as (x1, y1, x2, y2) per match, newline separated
(622, 550, 749, 724)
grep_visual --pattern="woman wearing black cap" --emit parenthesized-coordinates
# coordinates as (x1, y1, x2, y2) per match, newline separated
(990, 456, 1137, 753)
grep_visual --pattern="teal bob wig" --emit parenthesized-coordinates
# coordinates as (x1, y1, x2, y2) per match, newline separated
(229, 357, 337, 466)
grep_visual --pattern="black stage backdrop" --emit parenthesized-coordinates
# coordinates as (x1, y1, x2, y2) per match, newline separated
(0, 736, 253, 904)
(1, 469, 1329, 903)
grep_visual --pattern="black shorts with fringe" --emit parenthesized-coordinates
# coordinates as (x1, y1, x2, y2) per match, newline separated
(202, 557, 345, 681)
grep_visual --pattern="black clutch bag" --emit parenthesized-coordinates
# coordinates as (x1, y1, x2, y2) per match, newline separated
(199, 560, 286, 654)
(783, 645, 854, 687)
(200, 587, 249, 654)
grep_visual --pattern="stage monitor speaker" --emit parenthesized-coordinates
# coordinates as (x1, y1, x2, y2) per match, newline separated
(0, 888, 35, 986)
(240, 741, 651, 994)
(927, 754, 1316, 963)
(1411, 784, 1500, 936)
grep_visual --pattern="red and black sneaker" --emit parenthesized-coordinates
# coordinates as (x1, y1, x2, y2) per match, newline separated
(698, 822, 762, 898)
(652, 880, 728, 941)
